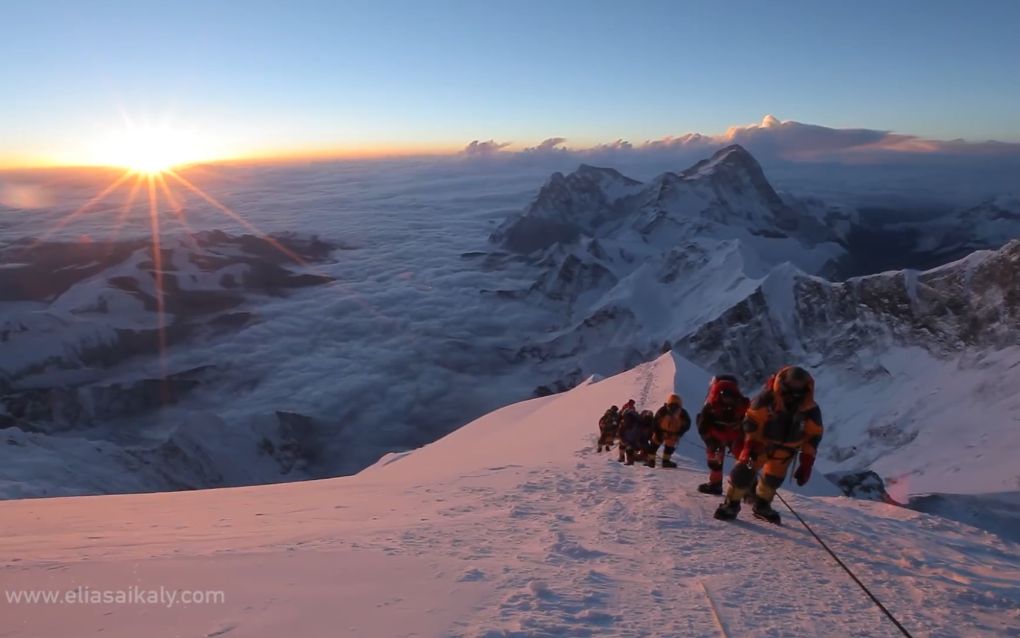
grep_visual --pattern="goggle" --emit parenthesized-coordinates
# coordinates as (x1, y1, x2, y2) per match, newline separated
(781, 388, 807, 403)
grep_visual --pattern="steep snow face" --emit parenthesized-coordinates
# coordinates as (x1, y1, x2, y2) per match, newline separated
(679, 240, 1020, 497)
(2, 353, 1017, 637)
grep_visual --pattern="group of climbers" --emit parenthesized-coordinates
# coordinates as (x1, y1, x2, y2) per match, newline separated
(595, 365, 822, 525)
(597, 395, 690, 468)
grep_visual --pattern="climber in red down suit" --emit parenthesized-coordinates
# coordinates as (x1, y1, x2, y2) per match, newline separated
(695, 375, 750, 495)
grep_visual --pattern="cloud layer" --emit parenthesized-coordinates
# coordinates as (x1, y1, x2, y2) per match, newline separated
(461, 115, 1020, 167)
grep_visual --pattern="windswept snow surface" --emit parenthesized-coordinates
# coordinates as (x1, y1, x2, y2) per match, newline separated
(2, 354, 1017, 637)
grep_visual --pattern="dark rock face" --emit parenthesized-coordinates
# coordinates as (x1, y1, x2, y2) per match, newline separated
(529, 253, 617, 302)
(258, 411, 319, 475)
(0, 366, 214, 433)
(680, 240, 1020, 384)
(0, 231, 335, 306)
(490, 165, 641, 253)
(0, 238, 148, 301)
(829, 470, 895, 502)
(532, 367, 584, 398)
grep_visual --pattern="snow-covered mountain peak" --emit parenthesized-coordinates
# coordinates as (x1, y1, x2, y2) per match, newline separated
(679, 143, 767, 180)
(493, 146, 846, 261)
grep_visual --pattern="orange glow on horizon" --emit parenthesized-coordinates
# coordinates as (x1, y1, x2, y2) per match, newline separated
(0, 140, 470, 172)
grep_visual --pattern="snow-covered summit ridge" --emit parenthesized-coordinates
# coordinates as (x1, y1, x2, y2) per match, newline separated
(2, 352, 1016, 637)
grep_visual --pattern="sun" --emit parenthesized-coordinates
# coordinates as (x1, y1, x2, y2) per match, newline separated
(92, 124, 208, 175)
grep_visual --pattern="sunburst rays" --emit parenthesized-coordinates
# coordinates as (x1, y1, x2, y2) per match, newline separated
(29, 164, 315, 393)
(145, 174, 169, 385)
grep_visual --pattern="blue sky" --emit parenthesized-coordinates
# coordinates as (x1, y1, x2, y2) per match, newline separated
(3, 0, 1019, 166)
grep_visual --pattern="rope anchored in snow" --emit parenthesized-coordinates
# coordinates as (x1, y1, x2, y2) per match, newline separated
(678, 436, 914, 637)
(774, 491, 913, 638)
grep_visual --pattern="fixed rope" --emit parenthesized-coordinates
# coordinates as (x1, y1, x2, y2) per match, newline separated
(678, 435, 913, 637)
(774, 491, 913, 638)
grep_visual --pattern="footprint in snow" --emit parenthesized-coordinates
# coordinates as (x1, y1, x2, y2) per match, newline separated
(459, 568, 487, 582)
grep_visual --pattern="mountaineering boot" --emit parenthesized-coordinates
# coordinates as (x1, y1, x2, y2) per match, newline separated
(752, 497, 782, 525)
(661, 458, 677, 469)
(645, 455, 656, 468)
(713, 499, 741, 521)
(625, 450, 635, 465)
(697, 481, 723, 495)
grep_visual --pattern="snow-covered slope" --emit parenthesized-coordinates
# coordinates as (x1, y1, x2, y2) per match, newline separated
(2, 353, 1017, 637)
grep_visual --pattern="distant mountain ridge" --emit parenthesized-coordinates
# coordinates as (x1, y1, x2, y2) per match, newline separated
(491, 144, 846, 256)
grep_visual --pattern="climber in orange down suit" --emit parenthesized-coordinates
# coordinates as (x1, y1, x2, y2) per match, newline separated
(714, 366, 823, 524)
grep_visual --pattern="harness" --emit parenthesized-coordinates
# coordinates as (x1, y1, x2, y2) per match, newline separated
(760, 404, 806, 459)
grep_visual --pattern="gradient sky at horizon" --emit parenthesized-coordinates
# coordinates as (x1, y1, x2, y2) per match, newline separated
(3, 0, 1019, 167)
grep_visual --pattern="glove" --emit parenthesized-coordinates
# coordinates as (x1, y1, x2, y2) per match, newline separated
(794, 454, 814, 486)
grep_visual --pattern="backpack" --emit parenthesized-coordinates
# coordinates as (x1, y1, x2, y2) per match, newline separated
(599, 409, 619, 432)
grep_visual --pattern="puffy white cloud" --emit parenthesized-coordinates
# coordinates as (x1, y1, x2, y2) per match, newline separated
(523, 137, 568, 154)
(462, 139, 512, 156)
